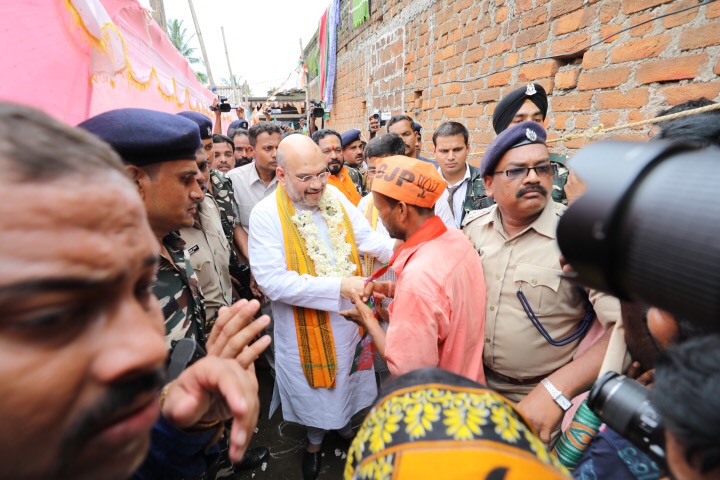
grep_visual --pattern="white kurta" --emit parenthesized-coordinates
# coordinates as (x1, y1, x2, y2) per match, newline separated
(249, 185, 395, 430)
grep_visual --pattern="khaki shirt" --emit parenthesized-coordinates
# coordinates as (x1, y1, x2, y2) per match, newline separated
(179, 195, 232, 322)
(462, 202, 620, 381)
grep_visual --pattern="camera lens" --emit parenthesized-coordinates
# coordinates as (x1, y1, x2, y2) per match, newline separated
(373, 113, 379, 120)
(588, 372, 665, 465)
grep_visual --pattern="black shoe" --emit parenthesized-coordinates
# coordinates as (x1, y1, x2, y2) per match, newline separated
(302, 450, 322, 480)
(235, 446, 270, 471)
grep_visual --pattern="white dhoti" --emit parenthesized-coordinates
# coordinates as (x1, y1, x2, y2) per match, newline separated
(249, 186, 394, 430)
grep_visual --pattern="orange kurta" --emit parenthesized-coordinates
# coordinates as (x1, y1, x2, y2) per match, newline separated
(328, 166, 361, 205)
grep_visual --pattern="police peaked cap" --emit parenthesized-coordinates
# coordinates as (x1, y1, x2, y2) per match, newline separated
(78, 108, 201, 166)
(177, 111, 213, 139)
(492, 83, 548, 134)
(341, 129, 362, 148)
(480, 121, 547, 177)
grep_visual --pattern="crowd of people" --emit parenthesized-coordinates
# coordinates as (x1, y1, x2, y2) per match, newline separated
(0, 81, 719, 480)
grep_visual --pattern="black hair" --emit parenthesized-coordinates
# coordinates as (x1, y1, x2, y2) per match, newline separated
(230, 129, 249, 141)
(248, 122, 282, 147)
(656, 98, 716, 120)
(364, 133, 406, 159)
(311, 128, 342, 145)
(432, 121, 469, 146)
(0, 102, 124, 182)
(386, 115, 415, 130)
(654, 113, 720, 148)
(212, 134, 233, 149)
(652, 334, 720, 474)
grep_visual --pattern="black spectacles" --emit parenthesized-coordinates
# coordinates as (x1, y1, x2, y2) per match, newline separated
(493, 163, 556, 180)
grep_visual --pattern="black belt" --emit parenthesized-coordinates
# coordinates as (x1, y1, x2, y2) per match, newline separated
(484, 364, 557, 386)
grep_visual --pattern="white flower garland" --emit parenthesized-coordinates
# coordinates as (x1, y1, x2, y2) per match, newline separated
(291, 192, 357, 278)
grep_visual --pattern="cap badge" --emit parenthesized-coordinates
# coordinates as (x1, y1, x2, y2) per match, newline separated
(206, 126, 212, 136)
(526, 128, 538, 142)
(525, 83, 537, 96)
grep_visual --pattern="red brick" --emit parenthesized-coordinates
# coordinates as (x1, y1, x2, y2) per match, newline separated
(518, 60, 560, 81)
(488, 40, 512, 57)
(660, 82, 720, 106)
(484, 26, 501, 43)
(596, 88, 650, 109)
(488, 71, 511, 87)
(709, 1, 720, 19)
(550, 0, 584, 18)
(465, 48, 485, 65)
(629, 13, 655, 38)
(495, 6, 509, 22)
(551, 32, 590, 56)
(661, 0, 698, 28)
(457, 92, 475, 105)
(578, 66, 631, 90)
(622, 0, 672, 15)
(536, 78, 555, 93)
(476, 87, 501, 103)
(444, 83, 462, 95)
(463, 105, 485, 117)
(505, 52, 520, 67)
(553, 8, 592, 35)
(554, 113, 570, 130)
(515, 23, 550, 48)
(515, 0, 534, 14)
(523, 7, 548, 28)
(609, 34, 671, 63)
(555, 69, 580, 90)
(679, 23, 720, 51)
(553, 93, 593, 112)
(574, 114, 592, 129)
(627, 111, 647, 129)
(716, 58, 720, 76)
(600, 112, 621, 128)
(600, 25, 622, 43)
(582, 50, 606, 70)
(444, 107, 463, 118)
(600, 0, 621, 22)
(635, 54, 708, 84)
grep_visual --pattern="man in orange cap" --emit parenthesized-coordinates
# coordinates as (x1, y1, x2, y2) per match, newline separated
(341, 155, 487, 383)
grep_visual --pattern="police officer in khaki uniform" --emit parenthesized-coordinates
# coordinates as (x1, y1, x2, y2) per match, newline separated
(462, 121, 620, 444)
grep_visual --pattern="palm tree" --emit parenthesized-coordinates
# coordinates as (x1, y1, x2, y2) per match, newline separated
(166, 18, 199, 65)
(221, 74, 243, 88)
(195, 71, 208, 85)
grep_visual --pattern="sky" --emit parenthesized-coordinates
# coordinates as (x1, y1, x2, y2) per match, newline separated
(162, 0, 331, 96)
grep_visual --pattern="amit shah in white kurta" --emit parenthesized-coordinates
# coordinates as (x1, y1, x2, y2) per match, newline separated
(248, 185, 395, 430)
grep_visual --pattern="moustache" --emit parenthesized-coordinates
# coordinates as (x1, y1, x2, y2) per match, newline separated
(516, 185, 548, 198)
(66, 369, 165, 446)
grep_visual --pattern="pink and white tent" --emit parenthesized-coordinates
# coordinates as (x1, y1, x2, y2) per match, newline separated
(0, 0, 215, 125)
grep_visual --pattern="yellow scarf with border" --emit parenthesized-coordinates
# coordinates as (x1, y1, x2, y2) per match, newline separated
(276, 185, 363, 388)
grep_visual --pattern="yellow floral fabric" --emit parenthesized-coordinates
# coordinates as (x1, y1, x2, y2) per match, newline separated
(345, 384, 569, 480)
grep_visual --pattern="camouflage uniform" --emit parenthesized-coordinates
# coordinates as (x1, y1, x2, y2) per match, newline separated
(549, 153, 569, 205)
(156, 232, 206, 349)
(209, 169, 238, 244)
(345, 163, 368, 196)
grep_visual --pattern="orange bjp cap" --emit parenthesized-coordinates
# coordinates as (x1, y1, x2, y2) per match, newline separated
(371, 155, 447, 208)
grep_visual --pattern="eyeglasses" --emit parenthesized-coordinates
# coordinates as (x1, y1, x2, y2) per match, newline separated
(294, 170, 331, 184)
(366, 167, 377, 176)
(493, 163, 556, 180)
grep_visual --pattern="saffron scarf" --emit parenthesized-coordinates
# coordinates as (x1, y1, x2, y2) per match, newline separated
(276, 185, 363, 388)
(363, 194, 380, 275)
(328, 166, 362, 206)
(367, 215, 448, 282)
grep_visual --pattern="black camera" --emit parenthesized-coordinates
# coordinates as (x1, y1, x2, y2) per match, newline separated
(588, 371, 666, 466)
(310, 100, 324, 118)
(557, 141, 720, 333)
(210, 96, 233, 113)
(229, 261, 253, 301)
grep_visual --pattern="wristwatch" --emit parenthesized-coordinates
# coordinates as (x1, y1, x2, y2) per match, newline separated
(541, 378, 573, 412)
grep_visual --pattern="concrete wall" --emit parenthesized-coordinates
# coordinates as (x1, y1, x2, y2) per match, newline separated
(319, 0, 720, 163)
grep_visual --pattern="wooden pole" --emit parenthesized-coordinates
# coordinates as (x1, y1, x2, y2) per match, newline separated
(299, 39, 310, 132)
(221, 26, 239, 102)
(187, 0, 215, 88)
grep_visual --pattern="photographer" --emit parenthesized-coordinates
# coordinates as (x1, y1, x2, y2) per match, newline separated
(652, 335, 720, 480)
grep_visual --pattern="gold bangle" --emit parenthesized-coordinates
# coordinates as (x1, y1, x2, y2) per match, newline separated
(158, 382, 173, 411)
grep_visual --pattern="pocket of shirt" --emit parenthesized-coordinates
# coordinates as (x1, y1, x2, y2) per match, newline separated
(513, 264, 562, 316)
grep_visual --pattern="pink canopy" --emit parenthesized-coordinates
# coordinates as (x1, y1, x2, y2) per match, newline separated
(0, 0, 218, 125)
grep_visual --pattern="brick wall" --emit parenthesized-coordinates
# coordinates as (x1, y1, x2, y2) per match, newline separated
(317, 0, 720, 164)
